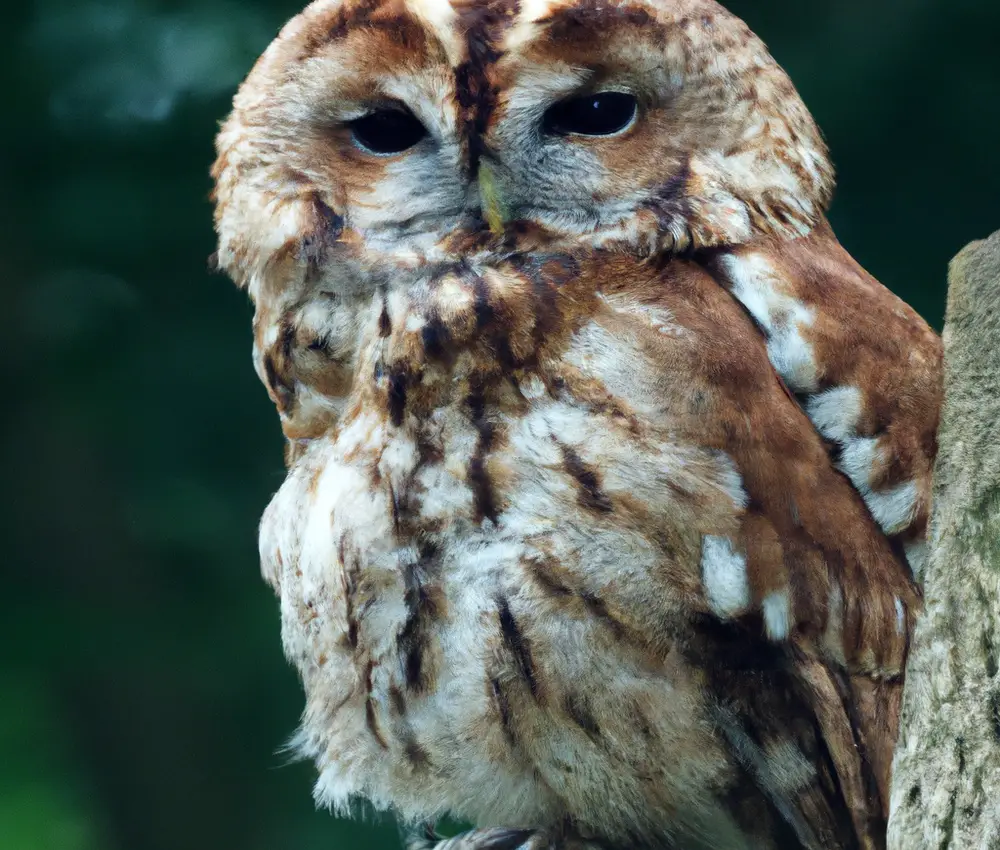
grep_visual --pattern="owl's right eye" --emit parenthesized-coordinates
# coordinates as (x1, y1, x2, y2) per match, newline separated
(543, 91, 638, 138)
(350, 109, 427, 155)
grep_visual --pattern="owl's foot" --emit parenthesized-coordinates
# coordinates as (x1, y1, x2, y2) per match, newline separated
(405, 825, 605, 850)
(405, 827, 534, 850)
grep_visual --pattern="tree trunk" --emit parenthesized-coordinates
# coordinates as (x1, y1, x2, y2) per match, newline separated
(888, 230, 1000, 849)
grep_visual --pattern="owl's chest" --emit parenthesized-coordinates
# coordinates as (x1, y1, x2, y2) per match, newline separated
(258, 325, 753, 833)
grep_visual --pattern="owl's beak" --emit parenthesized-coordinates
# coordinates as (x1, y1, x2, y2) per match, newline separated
(477, 159, 509, 236)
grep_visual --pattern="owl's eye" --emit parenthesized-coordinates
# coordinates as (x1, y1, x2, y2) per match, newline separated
(350, 108, 427, 155)
(543, 92, 638, 137)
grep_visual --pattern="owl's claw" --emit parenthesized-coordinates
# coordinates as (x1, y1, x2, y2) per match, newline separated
(404, 826, 537, 850)
(404, 825, 605, 850)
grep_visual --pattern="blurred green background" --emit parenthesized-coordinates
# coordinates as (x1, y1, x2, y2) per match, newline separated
(3, 1, 997, 848)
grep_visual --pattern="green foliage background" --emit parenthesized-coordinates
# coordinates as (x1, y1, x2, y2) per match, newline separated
(3, 1, 997, 848)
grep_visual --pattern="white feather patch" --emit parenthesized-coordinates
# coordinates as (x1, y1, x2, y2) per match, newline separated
(837, 436, 882, 491)
(701, 536, 751, 618)
(762, 590, 792, 641)
(719, 253, 819, 393)
(837, 436, 918, 535)
(864, 480, 919, 537)
(805, 385, 863, 442)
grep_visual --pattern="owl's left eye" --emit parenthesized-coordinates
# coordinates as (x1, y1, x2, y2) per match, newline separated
(350, 108, 427, 155)
(543, 91, 638, 138)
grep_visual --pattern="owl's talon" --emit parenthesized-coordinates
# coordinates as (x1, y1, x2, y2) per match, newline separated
(404, 826, 608, 850)
(404, 826, 537, 850)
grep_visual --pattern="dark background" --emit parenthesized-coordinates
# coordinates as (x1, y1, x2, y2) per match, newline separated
(3, 1, 997, 848)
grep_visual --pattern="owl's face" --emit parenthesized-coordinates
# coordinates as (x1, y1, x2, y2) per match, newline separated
(213, 0, 833, 292)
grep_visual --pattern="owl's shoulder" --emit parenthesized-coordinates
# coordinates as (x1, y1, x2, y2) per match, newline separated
(698, 223, 943, 579)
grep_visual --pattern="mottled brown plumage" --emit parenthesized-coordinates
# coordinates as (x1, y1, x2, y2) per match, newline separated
(211, 1, 942, 848)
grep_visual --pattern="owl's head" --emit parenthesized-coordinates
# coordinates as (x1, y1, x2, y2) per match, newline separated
(212, 0, 833, 295)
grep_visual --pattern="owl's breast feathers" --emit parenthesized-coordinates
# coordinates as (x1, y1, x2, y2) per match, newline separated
(256, 224, 939, 850)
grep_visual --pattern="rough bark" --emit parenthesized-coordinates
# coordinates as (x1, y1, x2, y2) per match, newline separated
(888, 230, 1000, 850)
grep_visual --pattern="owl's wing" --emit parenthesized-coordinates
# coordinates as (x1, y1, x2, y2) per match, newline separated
(640, 256, 935, 848)
(698, 219, 944, 581)
(691, 221, 943, 837)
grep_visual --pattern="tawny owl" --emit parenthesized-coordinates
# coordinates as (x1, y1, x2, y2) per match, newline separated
(211, 0, 943, 847)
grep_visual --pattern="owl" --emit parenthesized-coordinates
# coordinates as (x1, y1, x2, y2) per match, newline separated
(211, 0, 943, 848)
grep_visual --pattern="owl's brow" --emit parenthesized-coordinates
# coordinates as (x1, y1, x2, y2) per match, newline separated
(297, 0, 428, 58)
(534, 0, 668, 43)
